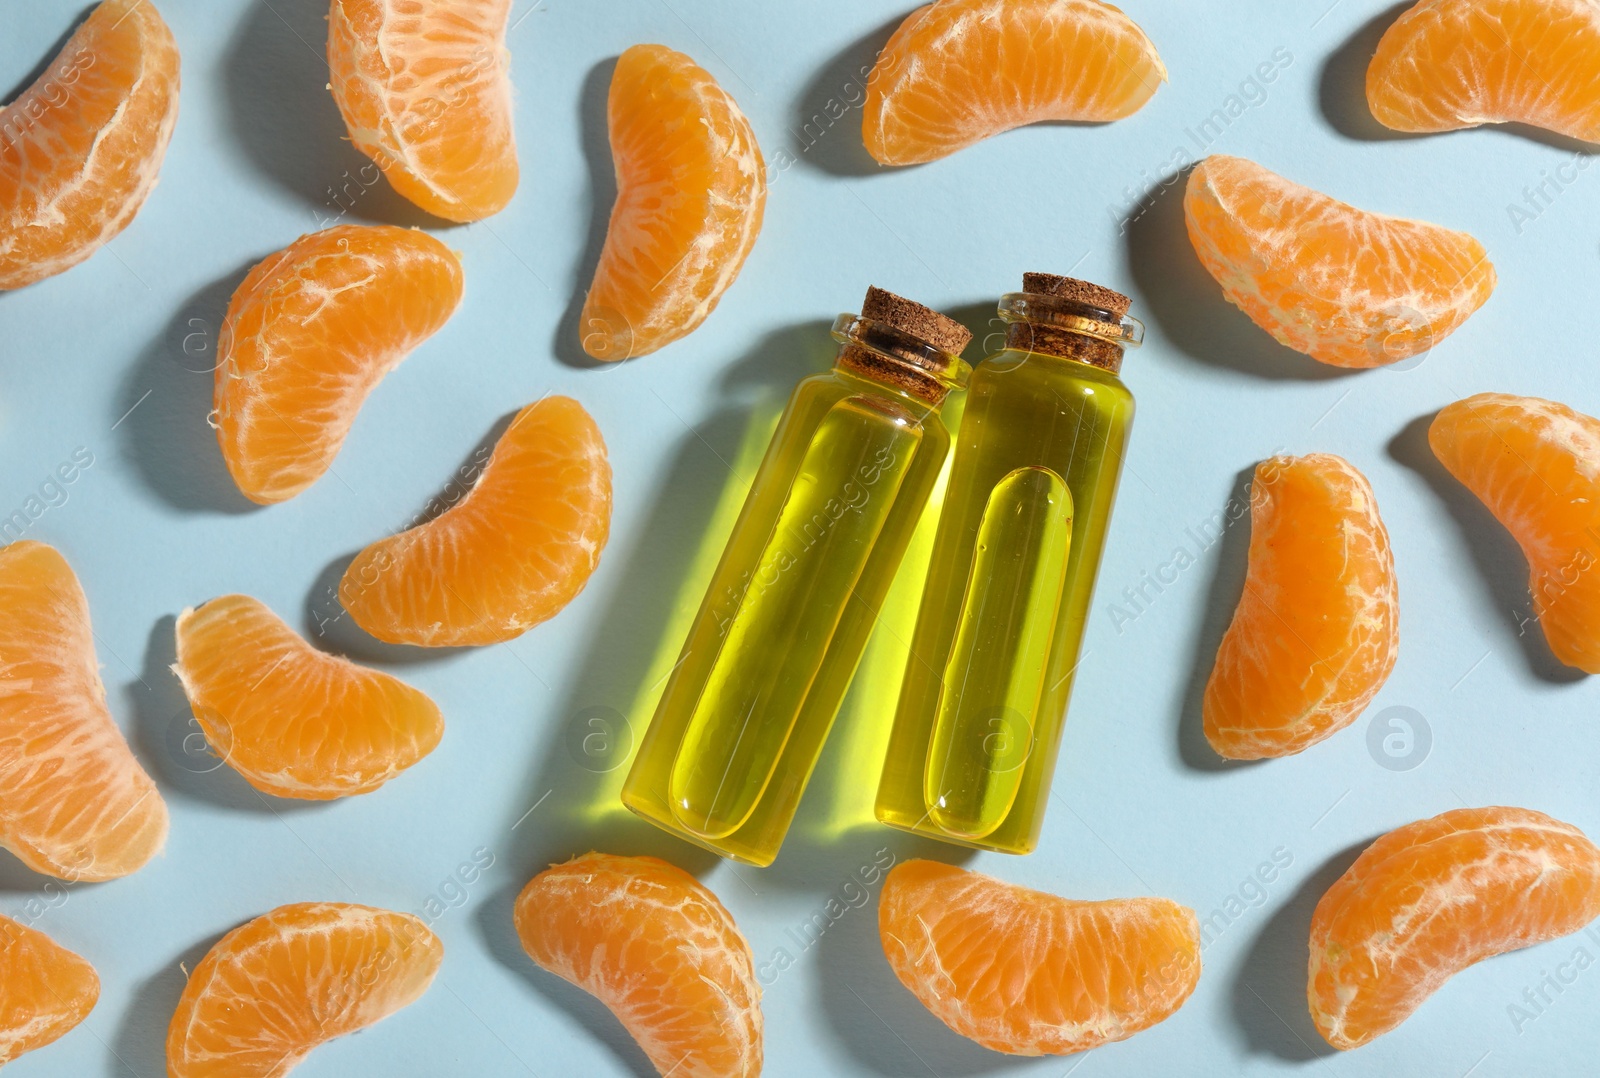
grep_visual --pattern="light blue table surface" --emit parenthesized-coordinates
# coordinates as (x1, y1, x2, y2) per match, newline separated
(3, 1, 1599, 1075)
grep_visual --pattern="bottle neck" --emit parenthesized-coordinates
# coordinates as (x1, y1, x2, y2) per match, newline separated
(831, 314, 970, 407)
(997, 293, 1143, 374)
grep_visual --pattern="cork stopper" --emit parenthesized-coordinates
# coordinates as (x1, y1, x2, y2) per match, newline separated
(1021, 273, 1132, 318)
(1005, 273, 1137, 372)
(836, 287, 972, 405)
(860, 286, 973, 355)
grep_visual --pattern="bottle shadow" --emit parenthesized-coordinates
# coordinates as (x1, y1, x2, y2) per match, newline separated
(486, 406, 767, 875)
(221, 0, 437, 228)
(110, 929, 228, 1077)
(1123, 166, 1358, 383)
(474, 321, 837, 944)
(1177, 466, 1267, 773)
(552, 58, 619, 370)
(788, 14, 903, 178)
(1229, 838, 1369, 1061)
(126, 615, 320, 814)
(115, 262, 262, 515)
(1388, 414, 1585, 684)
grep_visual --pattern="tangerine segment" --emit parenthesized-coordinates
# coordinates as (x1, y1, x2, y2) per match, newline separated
(167, 902, 442, 1078)
(173, 595, 443, 799)
(879, 860, 1200, 1056)
(862, 0, 1166, 166)
(514, 853, 762, 1078)
(1204, 455, 1398, 760)
(1429, 393, 1600, 673)
(1184, 155, 1495, 368)
(0, 916, 98, 1065)
(339, 396, 611, 646)
(215, 225, 464, 505)
(0, 0, 180, 289)
(327, 0, 518, 222)
(1310, 806, 1600, 1049)
(0, 541, 167, 881)
(1368, 0, 1600, 141)
(580, 44, 766, 361)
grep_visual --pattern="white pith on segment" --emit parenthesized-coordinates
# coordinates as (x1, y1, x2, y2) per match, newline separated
(166, 903, 441, 1078)
(338, 396, 612, 647)
(581, 44, 766, 360)
(1185, 155, 1495, 368)
(863, 0, 1167, 166)
(0, 0, 180, 289)
(1309, 807, 1600, 1049)
(1430, 392, 1600, 673)
(0, 914, 98, 1065)
(0, 541, 168, 881)
(172, 594, 443, 798)
(327, 0, 518, 222)
(213, 225, 463, 504)
(1204, 454, 1399, 759)
(1368, 0, 1600, 140)
(879, 860, 1200, 1055)
(515, 854, 763, 1078)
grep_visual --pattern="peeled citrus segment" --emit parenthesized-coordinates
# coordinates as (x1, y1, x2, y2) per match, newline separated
(1203, 454, 1398, 760)
(327, 0, 518, 222)
(173, 594, 443, 799)
(1368, 0, 1600, 141)
(1429, 393, 1600, 672)
(862, 0, 1166, 166)
(514, 853, 762, 1078)
(339, 396, 611, 646)
(1310, 806, 1600, 1049)
(0, 541, 167, 881)
(0, 916, 98, 1065)
(167, 902, 441, 1078)
(879, 860, 1200, 1056)
(1184, 154, 1495, 368)
(0, 0, 180, 289)
(579, 44, 766, 361)
(215, 224, 464, 505)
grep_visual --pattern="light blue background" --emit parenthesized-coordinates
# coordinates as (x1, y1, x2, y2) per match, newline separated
(3, 1, 1599, 1075)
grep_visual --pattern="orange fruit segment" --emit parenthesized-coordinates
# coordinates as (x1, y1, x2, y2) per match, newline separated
(0, 916, 98, 1065)
(1204, 454, 1398, 760)
(1429, 393, 1600, 673)
(579, 44, 766, 361)
(215, 224, 464, 505)
(327, 0, 518, 222)
(173, 594, 443, 799)
(1184, 154, 1495, 368)
(1309, 806, 1600, 1049)
(167, 902, 442, 1078)
(862, 0, 1167, 166)
(339, 395, 611, 646)
(1368, 0, 1600, 141)
(0, 0, 180, 289)
(879, 860, 1200, 1055)
(514, 852, 762, 1078)
(0, 541, 167, 881)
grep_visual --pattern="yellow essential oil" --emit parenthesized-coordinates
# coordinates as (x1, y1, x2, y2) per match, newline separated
(876, 274, 1142, 855)
(623, 288, 973, 866)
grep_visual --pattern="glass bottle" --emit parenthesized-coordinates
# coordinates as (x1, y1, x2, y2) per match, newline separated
(875, 273, 1141, 855)
(622, 288, 972, 866)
